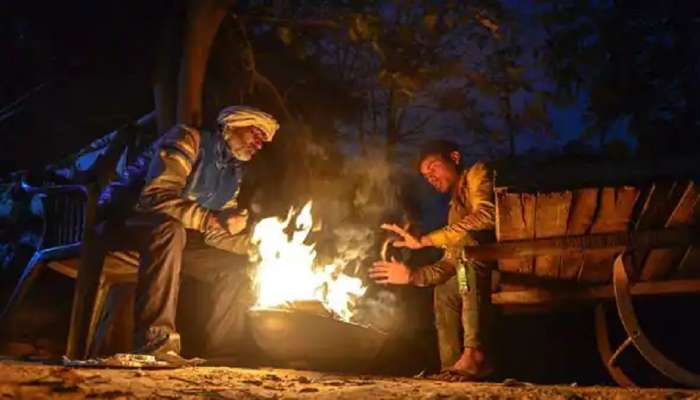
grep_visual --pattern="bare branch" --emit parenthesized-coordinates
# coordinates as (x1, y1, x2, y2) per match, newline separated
(238, 15, 341, 30)
(234, 15, 295, 122)
(398, 114, 433, 139)
(0, 81, 52, 125)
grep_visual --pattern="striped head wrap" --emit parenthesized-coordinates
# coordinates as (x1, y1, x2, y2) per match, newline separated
(216, 106, 280, 142)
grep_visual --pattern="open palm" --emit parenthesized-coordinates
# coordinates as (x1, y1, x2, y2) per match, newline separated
(380, 223, 423, 249)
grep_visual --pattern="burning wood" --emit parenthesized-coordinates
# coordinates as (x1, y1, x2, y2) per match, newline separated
(250, 201, 367, 322)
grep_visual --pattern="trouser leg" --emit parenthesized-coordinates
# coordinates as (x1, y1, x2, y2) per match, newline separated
(182, 235, 252, 355)
(133, 218, 186, 349)
(461, 260, 492, 350)
(201, 268, 251, 354)
(433, 275, 463, 369)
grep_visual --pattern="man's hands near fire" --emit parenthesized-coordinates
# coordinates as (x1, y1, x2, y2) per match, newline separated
(207, 209, 249, 236)
(380, 223, 433, 249)
(370, 258, 411, 285)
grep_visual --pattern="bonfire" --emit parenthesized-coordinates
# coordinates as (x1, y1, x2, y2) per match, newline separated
(250, 202, 366, 322)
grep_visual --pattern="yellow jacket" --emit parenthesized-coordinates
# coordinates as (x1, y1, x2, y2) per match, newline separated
(410, 161, 495, 286)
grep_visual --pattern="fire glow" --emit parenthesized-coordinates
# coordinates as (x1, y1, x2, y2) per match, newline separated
(250, 202, 366, 321)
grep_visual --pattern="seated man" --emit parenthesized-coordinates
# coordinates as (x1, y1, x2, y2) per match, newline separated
(78, 106, 279, 359)
(370, 140, 495, 380)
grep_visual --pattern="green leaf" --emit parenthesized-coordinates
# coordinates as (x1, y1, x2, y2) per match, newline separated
(351, 14, 370, 41)
(424, 14, 438, 31)
(444, 14, 456, 29)
(524, 94, 547, 122)
(276, 26, 294, 46)
(370, 40, 385, 59)
(474, 12, 500, 37)
(505, 65, 526, 82)
(348, 26, 359, 42)
(468, 72, 500, 97)
(438, 88, 467, 110)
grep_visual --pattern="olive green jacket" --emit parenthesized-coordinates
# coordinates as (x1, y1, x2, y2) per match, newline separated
(410, 161, 495, 287)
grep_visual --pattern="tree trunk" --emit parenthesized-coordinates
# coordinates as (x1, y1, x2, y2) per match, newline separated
(177, 0, 234, 127)
(153, 1, 185, 134)
(385, 90, 398, 161)
(501, 94, 516, 157)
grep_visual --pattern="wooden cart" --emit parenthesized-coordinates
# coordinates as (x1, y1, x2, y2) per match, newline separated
(468, 159, 700, 387)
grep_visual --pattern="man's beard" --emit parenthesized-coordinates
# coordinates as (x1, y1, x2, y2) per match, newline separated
(230, 145, 253, 161)
(216, 135, 248, 167)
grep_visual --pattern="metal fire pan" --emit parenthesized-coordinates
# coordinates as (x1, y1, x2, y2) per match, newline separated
(248, 308, 387, 370)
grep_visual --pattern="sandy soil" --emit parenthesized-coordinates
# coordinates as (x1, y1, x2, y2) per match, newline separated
(1, 360, 699, 399)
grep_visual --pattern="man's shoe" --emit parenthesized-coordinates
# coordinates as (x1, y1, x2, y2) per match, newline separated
(135, 333, 204, 367)
(135, 332, 182, 356)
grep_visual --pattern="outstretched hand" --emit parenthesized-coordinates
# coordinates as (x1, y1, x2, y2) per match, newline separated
(222, 209, 249, 235)
(208, 209, 249, 236)
(370, 258, 412, 285)
(381, 223, 426, 249)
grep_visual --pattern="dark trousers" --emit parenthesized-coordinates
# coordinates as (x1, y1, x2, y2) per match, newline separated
(433, 261, 492, 369)
(83, 214, 252, 354)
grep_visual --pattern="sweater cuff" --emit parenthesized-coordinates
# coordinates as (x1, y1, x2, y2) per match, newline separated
(424, 229, 449, 248)
(408, 269, 424, 287)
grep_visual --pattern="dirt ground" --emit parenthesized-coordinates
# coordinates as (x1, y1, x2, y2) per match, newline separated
(1, 360, 699, 400)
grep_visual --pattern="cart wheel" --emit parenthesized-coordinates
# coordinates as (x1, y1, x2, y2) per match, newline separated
(594, 303, 637, 387)
(607, 253, 700, 388)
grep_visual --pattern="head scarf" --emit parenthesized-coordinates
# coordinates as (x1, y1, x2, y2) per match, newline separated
(216, 106, 280, 142)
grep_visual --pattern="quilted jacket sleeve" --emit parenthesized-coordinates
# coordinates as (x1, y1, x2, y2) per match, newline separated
(136, 124, 212, 232)
(409, 247, 460, 287)
(203, 227, 252, 255)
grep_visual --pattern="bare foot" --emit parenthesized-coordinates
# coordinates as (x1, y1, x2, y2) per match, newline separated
(445, 347, 493, 381)
(427, 371, 480, 382)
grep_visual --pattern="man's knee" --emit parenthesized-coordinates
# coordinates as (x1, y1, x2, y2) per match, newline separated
(434, 279, 460, 311)
(434, 284, 449, 309)
(151, 218, 187, 251)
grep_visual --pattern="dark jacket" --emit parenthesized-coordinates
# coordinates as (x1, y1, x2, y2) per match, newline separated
(100, 124, 250, 253)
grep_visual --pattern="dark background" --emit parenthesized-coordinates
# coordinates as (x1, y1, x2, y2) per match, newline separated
(2, 0, 700, 386)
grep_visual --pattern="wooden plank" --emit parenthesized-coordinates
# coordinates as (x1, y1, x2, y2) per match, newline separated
(47, 252, 139, 282)
(464, 228, 699, 260)
(498, 270, 582, 291)
(492, 278, 700, 305)
(674, 196, 700, 278)
(633, 181, 681, 279)
(495, 190, 535, 275)
(561, 189, 598, 280)
(590, 187, 641, 233)
(676, 247, 700, 278)
(661, 181, 698, 225)
(635, 181, 687, 230)
(578, 186, 640, 283)
(534, 192, 572, 279)
(641, 181, 699, 280)
(46, 259, 79, 279)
